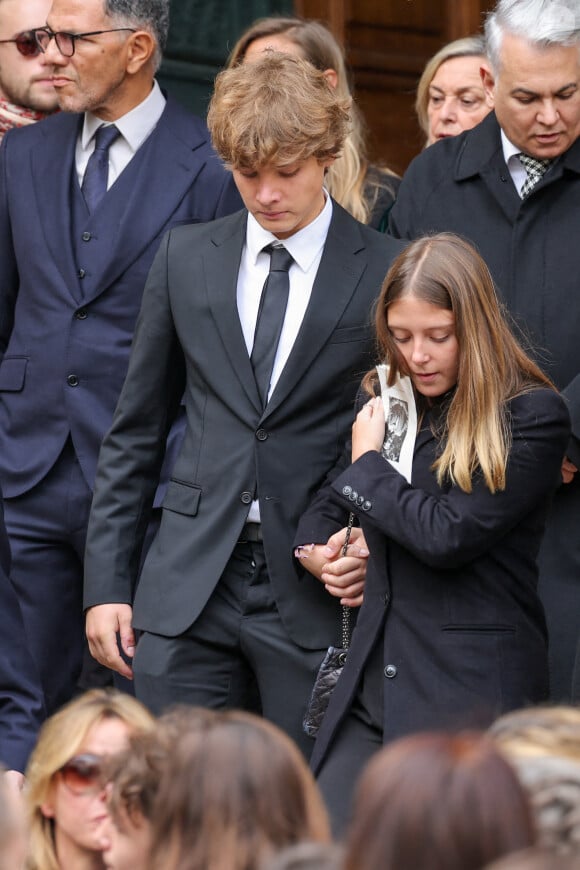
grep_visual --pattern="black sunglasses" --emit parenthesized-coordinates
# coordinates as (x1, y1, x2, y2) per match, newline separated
(0, 30, 41, 58)
(58, 752, 104, 795)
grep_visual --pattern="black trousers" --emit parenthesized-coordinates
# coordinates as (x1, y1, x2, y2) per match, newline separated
(316, 710, 383, 837)
(133, 540, 327, 757)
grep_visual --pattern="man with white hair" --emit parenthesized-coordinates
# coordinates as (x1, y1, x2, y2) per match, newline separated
(389, 0, 580, 702)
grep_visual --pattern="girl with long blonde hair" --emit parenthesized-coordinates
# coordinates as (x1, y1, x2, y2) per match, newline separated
(295, 233, 570, 832)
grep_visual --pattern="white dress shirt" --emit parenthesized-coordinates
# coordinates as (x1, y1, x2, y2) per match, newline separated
(238, 191, 333, 521)
(501, 129, 527, 198)
(76, 80, 166, 189)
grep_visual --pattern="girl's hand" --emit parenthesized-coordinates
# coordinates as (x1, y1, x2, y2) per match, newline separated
(294, 527, 369, 607)
(352, 396, 385, 462)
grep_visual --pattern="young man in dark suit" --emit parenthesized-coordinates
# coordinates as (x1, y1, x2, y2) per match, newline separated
(84, 52, 402, 755)
(0, 0, 241, 715)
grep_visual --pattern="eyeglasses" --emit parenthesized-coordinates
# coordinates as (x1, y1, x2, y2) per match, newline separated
(0, 30, 42, 58)
(33, 27, 136, 58)
(58, 753, 104, 795)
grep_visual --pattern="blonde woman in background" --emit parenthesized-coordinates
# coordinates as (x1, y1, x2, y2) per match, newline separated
(228, 16, 400, 230)
(25, 689, 154, 870)
(415, 36, 490, 146)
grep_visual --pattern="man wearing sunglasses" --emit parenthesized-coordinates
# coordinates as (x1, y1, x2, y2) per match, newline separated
(0, 0, 58, 140)
(0, 0, 241, 716)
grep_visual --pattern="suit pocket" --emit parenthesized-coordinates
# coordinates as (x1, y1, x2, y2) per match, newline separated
(162, 478, 202, 516)
(327, 325, 369, 344)
(441, 624, 516, 635)
(0, 356, 28, 391)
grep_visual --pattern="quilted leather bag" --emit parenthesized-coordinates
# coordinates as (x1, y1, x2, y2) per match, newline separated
(303, 513, 354, 738)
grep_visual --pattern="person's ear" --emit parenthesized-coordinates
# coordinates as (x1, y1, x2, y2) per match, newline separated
(481, 63, 495, 109)
(322, 68, 339, 90)
(125, 30, 156, 74)
(40, 800, 55, 819)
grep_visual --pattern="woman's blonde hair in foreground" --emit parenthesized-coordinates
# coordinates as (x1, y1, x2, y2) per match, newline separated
(208, 51, 350, 171)
(227, 16, 398, 223)
(147, 709, 330, 870)
(25, 688, 154, 870)
(363, 233, 555, 493)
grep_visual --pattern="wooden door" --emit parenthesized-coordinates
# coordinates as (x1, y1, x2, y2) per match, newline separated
(295, 0, 494, 174)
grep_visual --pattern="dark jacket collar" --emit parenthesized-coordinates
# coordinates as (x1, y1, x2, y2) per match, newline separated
(453, 111, 580, 181)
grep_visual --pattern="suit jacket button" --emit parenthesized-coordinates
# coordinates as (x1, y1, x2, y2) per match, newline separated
(75, 308, 88, 320)
(384, 664, 397, 679)
(78, 268, 86, 279)
(256, 429, 268, 441)
(67, 374, 79, 387)
(349, 490, 358, 501)
(362, 500, 372, 511)
(342, 486, 352, 496)
(240, 491, 253, 504)
(356, 495, 364, 506)
(82, 232, 92, 242)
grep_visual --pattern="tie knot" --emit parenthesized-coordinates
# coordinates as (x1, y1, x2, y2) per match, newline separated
(519, 153, 551, 175)
(93, 124, 120, 152)
(264, 243, 293, 273)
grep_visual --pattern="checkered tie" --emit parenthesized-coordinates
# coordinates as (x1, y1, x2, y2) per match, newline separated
(519, 153, 552, 198)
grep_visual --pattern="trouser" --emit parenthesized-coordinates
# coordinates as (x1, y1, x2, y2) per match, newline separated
(5, 441, 92, 714)
(5, 440, 134, 714)
(133, 538, 327, 758)
(316, 711, 383, 837)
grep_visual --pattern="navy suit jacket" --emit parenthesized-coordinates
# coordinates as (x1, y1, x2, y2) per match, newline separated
(0, 497, 45, 772)
(0, 94, 241, 498)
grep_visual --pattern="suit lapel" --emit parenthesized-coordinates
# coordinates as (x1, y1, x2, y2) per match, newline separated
(32, 114, 83, 300)
(85, 104, 209, 299)
(454, 113, 521, 223)
(205, 212, 263, 413)
(263, 205, 367, 420)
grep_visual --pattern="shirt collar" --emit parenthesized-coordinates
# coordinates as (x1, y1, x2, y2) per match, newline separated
(500, 129, 524, 164)
(245, 190, 333, 272)
(81, 80, 166, 152)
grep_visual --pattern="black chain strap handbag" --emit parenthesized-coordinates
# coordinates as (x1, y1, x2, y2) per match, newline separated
(302, 512, 354, 738)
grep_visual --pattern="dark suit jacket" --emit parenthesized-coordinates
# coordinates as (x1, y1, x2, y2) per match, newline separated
(84, 204, 402, 648)
(294, 389, 570, 772)
(0, 95, 241, 498)
(0, 499, 45, 772)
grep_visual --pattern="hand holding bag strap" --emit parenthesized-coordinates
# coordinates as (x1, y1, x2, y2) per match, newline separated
(303, 512, 355, 738)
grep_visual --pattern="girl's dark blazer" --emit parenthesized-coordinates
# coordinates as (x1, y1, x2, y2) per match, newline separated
(295, 387, 571, 773)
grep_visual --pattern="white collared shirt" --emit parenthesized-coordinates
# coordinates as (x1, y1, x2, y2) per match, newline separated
(237, 191, 333, 395)
(500, 129, 527, 198)
(75, 80, 166, 188)
(237, 191, 333, 521)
